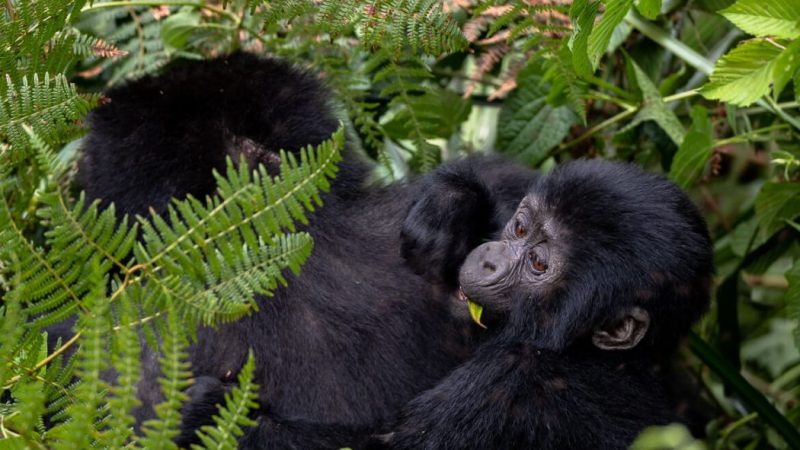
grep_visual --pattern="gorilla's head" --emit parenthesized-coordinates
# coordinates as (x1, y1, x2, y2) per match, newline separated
(458, 160, 714, 352)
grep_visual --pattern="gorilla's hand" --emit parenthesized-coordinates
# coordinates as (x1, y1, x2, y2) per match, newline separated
(176, 376, 235, 447)
(401, 162, 495, 288)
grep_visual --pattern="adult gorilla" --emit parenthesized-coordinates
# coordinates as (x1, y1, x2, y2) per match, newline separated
(75, 52, 535, 448)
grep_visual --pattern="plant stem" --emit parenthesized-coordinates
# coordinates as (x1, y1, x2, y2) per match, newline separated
(663, 89, 699, 103)
(772, 363, 800, 391)
(714, 124, 791, 146)
(587, 74, 635, 100)
(739, 101, 800, 115)
(587, 90, 636, 110)
(558, 107, 637, 151)
(558, 89, 697, 152)
(624, 11, 713, 75)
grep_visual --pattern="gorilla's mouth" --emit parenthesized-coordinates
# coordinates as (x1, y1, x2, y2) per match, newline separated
(457, 286, 486, 329)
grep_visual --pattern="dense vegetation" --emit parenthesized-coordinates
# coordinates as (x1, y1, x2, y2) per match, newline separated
(0, 0, 798, 448)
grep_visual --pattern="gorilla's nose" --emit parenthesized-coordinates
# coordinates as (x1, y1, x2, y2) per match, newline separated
(460, 241, 511, 287)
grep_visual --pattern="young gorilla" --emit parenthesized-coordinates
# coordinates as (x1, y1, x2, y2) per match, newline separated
(370, 159, 715, 449)
(73, 53, 535, 448)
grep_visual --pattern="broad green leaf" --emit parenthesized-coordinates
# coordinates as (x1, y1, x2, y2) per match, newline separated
(161, 7, 201, 53)
(569, 0, 600, 78)
(636, 0, 662, 19)
(622, 59, 685, 146)
(701, 39, 783, 106)
(496, 61, 578, 166)
(720, 0, 800, 39)
(774, 39, 800, 99)
(754, 182, 800, 239)
(669, 106, 712, 188)
(588, 0, 634, 69)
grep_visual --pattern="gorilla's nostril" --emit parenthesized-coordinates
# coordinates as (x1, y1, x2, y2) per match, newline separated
(483, 261, 496, 273)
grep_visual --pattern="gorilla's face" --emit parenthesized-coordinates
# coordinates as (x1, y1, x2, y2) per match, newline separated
(457, 190, 652, 352)
(458, 194, 567, 320)
(456, 159, 714, 353)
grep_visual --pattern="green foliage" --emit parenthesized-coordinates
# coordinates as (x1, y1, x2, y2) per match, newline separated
(587, 0, 634, 70)
(2, 0, 800, 448)
(701, 39, 784, 106)
(622, 58, 685, 145)
(701, 0, 800, 106)
(0, 74, 98, 158)
(670, 106, 713, 188)
(631, 424, 705, 450)
(720, 0, 800, 40)
(496, 59, 577, 165)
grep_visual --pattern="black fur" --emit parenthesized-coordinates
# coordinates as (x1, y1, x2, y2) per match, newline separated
(76, 52, 712, 449)
(75, 53, 536, 448)
(367, 160, 714, 450)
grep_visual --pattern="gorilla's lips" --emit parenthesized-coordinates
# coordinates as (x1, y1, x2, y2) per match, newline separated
(457, 287, 486, 329)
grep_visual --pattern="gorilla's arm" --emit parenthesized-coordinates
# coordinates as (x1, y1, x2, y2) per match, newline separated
(401, 156, 537, 287)
(368, 338, 667, 450)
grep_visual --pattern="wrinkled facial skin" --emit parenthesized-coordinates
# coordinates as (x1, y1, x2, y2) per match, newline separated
(458, 195, 565, 315)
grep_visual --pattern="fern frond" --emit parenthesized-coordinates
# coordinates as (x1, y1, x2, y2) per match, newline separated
(0, 74, 97, 155)
(0, 131, 134, 332)
(367, 51, 469, 172)
(38, 191, 139, 274)
(47, 262, 110, 449)
(76, 6, 172, 84)
(140, 302, 193, 450)
(192, 351, 259, 450)
(66, 29, 128, 59)
(250, 0, 315, 29)
(0, 296, 27, 386)
(0, 0, 79, 81)
(9, 381, 48, 441)
(148, 233, 314, 325)
(133, 127, 343, 325)
(104, 294, 142, 448)
(41, 350, 79, 426)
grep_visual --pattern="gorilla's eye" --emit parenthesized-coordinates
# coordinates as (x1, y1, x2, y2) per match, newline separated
(529, 248, 548, 274)
(514, 219, 527, 238)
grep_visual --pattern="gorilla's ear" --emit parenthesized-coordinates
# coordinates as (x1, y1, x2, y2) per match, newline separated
(591, 307, 650, 350)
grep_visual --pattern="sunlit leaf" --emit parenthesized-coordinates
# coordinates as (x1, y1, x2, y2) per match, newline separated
(588, 0, 634, 69)
(568, 0, 600, 78)
(721, 0, 800, 39)
(701, 39, 783, 106)
(773, 39, 800, 99)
